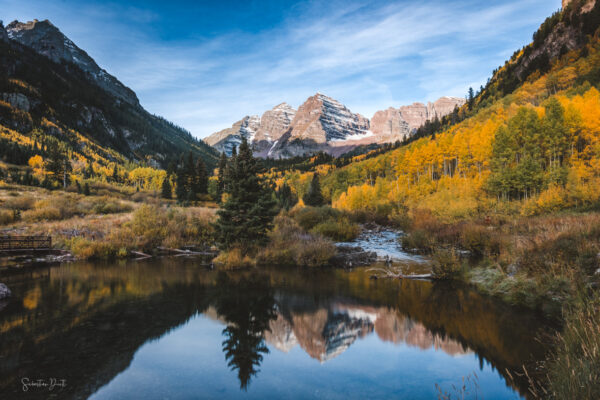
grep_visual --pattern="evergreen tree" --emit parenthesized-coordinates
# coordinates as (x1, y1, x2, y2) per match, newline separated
(303, 173, 324, 206)
(276, 182, 297, 210)
(84, 162, 94, 179)
(215, 138, 277, 252)
(44, 140, 70, 185)
(161, 176, 172, 199)
(467, 87, 475, 110)
(176, 168, 187, 203)
(111, 165, 119, 183)
(195, 158, 209, 195)
(83, 182, 90, 196)
(216, 152, 228, 202)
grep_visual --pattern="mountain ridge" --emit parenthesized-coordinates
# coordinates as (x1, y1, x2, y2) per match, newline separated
(204, 93, 464, 158)
(0, 18, 218, 169)
(6, 19, 139, 107)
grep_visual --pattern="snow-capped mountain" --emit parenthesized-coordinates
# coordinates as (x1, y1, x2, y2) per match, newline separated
(204, 93, 465, 158)
(203, 115, 261, 156)
(6, 19, 139, 106)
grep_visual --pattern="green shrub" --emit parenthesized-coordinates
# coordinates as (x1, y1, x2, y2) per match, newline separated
(258, 216, 336, 267)
(292, 206, 341, 230)
(460, 225, 500, 256)
(91, 198, 133, 214)
(431, 249, 461, 280)
(310, 217, 359, 241)
(401, 229, 434, 252)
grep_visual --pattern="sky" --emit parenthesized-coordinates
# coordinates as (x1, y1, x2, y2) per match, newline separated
(2, 0, 561, 138)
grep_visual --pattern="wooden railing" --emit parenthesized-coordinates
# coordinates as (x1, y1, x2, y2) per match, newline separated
(0, 236, 52, 250)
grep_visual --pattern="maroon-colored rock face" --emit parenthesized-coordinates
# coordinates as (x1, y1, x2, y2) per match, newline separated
(370, 107, 410, 140)
(205, 94, 465, 158)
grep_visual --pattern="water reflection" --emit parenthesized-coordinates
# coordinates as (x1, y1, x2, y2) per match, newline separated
(214, 272, 277, 389)
(0, 260, 556, 399)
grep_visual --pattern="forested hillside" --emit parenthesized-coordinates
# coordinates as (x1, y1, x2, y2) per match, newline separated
(275, 0, 600, 221)
(0, 25, 218, 189)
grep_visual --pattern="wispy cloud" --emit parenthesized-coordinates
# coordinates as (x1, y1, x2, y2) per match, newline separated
(2, 0, 560, 137)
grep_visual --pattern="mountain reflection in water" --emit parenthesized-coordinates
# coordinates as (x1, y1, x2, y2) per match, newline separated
(0, 259, 556, 399)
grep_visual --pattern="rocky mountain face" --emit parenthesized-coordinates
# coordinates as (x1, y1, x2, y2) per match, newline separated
(204, 115, 261, 156)
(0, 19, 217, 168)
(6, 19, 139, 106)
(254, 103, 296, 157)
(205, 94, 464, 158)
(264, 302, 470, 362)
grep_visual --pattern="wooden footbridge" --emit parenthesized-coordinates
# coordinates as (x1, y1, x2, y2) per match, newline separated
(0, 235, 52, 253)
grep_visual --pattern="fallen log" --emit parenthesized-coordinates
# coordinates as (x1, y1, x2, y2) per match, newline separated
(157, 246, 215, 256)
(131, 250, 152, 259)
(366, 267, 433, 280)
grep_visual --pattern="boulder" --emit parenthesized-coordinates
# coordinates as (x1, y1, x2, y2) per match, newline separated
(1, 92, 30, 112)
(331, 245, 377, 268)
(0, 283, 11, 300)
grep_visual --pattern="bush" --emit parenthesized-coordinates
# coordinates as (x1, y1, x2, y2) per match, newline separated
(310, 217, 359, 241)
(214, 247, 255, 269)
(292, 206, 341, 230)
(22, 206, 62, 221)
(68, 237, 121, 259)
(0, 209, 17, 225)
(3, 195, 34, 211)
(460, 224, 500, 256)
(431, 249, 461, 279)
(257, 216, 336, 267)
(401, 229, 435, 253)
(291, 206, 360, 241)
(91, 197, 133, 214)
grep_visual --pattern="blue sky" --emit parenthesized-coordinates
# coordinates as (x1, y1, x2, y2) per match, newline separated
(2, 0, 561, 138)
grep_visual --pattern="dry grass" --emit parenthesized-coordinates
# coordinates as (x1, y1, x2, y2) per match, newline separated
(257, 215, 336, 267)
(400, 209, 600, 315)
(0, 184, 217, 259)
(213, 247, 256, 269)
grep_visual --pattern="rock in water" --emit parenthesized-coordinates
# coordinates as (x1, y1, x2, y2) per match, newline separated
(0, 283, 12, 300)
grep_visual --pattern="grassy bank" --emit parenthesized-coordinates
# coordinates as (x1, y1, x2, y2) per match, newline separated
(0, 183, 217, 259)
(214, 206, 359, 269)
(395, 208, 599, 397)
(398, 209, 599, 315)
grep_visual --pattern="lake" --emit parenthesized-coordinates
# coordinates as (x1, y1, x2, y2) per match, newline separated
(0, 258, 555, 399)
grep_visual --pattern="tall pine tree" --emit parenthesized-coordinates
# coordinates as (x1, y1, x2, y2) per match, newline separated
(161, 175, 172, 199)
(216, 152, 228, 203)
(215, 138, 277, 252)
(303, 173, 324, 206)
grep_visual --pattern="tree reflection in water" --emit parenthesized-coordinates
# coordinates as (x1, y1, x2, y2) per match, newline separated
(213, 272, 277, 390)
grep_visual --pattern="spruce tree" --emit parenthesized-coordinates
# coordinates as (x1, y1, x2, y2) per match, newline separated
(216, 152, 228, 202)
(276, 183, 297, 210)
(195, 158, 208, 195)
(112, 165, 119, 183)
(83, 182, 90, 196)
(303, 173, 324, 206)
(215, 138, 277, 252)
(176, 168, 187, 203)
(468, 87, 475, 110)
(161, 176, 172, 199)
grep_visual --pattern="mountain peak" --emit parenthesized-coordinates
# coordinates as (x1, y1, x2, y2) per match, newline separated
(6, 18, 139, 106)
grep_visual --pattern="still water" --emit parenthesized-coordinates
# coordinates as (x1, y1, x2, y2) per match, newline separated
(0, 259, 555, 399)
